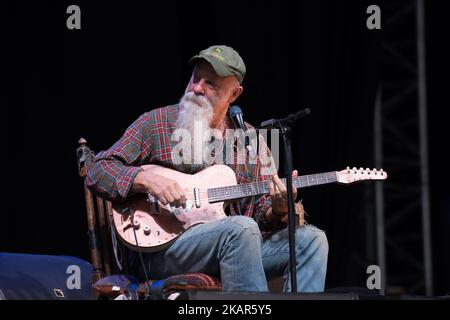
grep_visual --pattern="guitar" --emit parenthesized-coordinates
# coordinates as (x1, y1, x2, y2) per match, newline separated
(112, 164, 387, 252)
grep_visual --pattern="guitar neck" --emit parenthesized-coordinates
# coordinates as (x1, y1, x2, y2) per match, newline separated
(207, 171, 337, 203)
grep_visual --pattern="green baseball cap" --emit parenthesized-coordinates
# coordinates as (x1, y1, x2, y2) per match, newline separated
(189, 45, 246, 84)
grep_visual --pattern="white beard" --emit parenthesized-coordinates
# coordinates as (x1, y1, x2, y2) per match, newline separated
(175, 91, 218, 167)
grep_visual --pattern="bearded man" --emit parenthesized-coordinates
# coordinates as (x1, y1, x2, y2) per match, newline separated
(87, 45, 328, 292)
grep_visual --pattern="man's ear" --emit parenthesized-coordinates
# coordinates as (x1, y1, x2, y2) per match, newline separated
(229, 85, 243, 104)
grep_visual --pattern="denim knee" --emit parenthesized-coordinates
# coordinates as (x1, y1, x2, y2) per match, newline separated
(295, 225, 329, 254)
(229, 216, 259, 231)
(220, 216, 262, 238)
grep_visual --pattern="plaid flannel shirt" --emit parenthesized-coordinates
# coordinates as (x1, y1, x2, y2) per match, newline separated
(86, 104, 281, 235)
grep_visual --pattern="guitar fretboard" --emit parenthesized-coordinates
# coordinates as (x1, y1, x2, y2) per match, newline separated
(207, 171, 337, 203)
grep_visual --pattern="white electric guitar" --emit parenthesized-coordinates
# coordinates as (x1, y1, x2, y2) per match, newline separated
(112, 164, 387, 252)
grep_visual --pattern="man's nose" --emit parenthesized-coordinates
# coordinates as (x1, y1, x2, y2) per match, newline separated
(193, 80, 205, 95)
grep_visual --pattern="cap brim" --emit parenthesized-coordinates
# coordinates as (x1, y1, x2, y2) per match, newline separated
(189, 55, 234, 78)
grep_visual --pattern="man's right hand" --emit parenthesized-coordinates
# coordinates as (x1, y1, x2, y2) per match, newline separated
(133, 171, 187, 208)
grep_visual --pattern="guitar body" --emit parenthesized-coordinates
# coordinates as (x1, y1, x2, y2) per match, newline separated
(112, 164, 238, 252)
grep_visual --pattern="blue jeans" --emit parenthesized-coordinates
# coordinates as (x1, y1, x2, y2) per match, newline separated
(138, 216, 328, 292)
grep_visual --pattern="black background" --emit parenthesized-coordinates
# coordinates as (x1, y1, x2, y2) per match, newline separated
(5, 0, 449, 295)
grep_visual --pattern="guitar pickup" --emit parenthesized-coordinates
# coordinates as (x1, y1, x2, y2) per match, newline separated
(193, 188, 201, 208)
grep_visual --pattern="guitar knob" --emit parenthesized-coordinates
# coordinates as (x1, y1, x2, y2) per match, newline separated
(133, 219, 140, 229)
(143, 226, 151, 235)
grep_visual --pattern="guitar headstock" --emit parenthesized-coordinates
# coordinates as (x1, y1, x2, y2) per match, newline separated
(336, 167, 388, 184)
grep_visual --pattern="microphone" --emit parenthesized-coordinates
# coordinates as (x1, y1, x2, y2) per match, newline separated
(229, 105, 255, 155)
(229, 105, 248, 132)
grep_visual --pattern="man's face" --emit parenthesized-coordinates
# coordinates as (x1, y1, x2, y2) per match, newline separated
(185, 60, 242, 118)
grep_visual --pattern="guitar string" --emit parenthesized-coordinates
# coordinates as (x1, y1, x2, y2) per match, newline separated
(166, 172, 339, 199)
(150, 176, 338, 204)
(145, 169, 380, 202)
(149, 172, 382, 205)
(146, 169, 378, 201)
(175, 170, 379, 200)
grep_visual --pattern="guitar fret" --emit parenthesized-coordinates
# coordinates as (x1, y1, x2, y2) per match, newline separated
(319, 174, 326, 184)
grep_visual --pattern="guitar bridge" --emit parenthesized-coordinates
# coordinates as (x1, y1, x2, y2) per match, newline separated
(147, 193, 160, 213)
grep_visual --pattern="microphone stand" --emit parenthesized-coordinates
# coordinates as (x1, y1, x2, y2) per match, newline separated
(259, 108, 311, 293)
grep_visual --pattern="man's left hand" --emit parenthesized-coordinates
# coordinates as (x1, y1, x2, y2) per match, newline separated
(269, 170, 298, 215)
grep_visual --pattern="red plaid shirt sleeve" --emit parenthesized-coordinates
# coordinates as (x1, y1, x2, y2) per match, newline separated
(86, 113, 152, 201)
